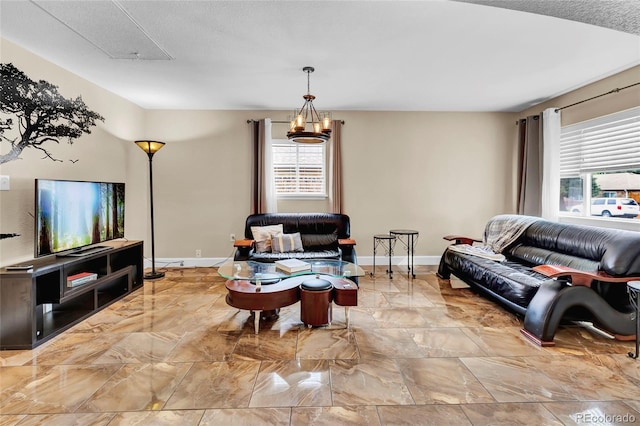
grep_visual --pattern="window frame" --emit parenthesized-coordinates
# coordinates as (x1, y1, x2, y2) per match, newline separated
(558, 107, 640, 229)
(271, 139, 328, 199)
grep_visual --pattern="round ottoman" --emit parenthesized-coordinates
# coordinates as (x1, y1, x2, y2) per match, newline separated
(300, 276, 333, 327)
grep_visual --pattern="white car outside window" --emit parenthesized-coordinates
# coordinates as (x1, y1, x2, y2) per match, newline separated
(590, 198, 639, 218)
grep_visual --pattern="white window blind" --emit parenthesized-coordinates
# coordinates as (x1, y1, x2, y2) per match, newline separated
(560, 106, 640, 177)
(272, 141, 326, 195)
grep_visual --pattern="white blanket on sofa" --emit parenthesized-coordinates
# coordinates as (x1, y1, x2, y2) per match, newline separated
(448, 244, 506, 262)
(483, 214, 540, 253)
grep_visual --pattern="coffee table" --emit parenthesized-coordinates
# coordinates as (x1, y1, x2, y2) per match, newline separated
(219, 259, 364, 333)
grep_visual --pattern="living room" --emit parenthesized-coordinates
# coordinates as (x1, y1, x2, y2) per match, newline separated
(1, 1, 640, 424)
(1, 49, 639, 267)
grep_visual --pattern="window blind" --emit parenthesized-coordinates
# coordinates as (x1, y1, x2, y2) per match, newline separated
(272, 142, 325, 194)
(560, 106, 640, 177)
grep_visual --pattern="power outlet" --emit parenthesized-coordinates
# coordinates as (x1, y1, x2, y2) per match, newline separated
(195, 249, 202, 258)
(0, 175, 10, 191)
(230, 234, 236, 242)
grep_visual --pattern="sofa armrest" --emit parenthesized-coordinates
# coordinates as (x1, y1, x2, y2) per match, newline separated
(443, 235, 482, 245)
(532, 264, 640, 287)
(234, 239, 254, 248)
(233, 239, 254, 261)
(338, 238, 356, 246)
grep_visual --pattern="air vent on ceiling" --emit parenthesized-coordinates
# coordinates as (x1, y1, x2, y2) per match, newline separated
(33, 0, 173, 60)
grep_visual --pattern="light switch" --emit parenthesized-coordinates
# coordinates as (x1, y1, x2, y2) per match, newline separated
(0, 175, 9, 191)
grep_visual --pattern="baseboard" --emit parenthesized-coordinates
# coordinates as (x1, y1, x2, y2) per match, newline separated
(146, 257, 231, 269)
(147, 255, 442, 268)
(357, 255, 441, 266)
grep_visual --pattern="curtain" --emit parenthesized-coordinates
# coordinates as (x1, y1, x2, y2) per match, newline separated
(251, 118, 276, 214)
(541, 108, 561, 221)
(328, 120, 343, 213)
(517, 115, 542, 216)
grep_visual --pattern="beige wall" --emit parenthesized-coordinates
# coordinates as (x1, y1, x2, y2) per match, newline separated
(0, 39, 145, 265)
(519, 65, 640, 126)
(143, 110, 517, 262)
(2, 38, 636, 267)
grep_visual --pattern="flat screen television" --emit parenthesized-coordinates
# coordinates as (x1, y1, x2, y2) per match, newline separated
(35, 179, 125, 257)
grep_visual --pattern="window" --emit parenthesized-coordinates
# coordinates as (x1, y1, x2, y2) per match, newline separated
(559, 106, 640, 220)
(272, 140, 326, 197)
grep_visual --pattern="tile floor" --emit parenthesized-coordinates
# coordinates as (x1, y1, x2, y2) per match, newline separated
(1, 266, 639, 425)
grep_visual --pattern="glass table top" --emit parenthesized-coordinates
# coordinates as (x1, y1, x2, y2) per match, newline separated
(218, 259, 364, 281)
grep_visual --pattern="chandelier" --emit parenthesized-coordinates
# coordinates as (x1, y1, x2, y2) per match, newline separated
(287, 66, 332, 144)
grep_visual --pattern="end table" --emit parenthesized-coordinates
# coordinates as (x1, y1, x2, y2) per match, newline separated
(372, 234, 395, 279)
(390, 229, 419, 278)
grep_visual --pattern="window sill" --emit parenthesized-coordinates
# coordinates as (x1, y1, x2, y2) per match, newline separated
(558, 214, 640, 232)
(277, 194, 328, 200)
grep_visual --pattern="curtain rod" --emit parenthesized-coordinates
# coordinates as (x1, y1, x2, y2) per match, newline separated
(555, 81, 640, 112)
(247, 119, 345, 124)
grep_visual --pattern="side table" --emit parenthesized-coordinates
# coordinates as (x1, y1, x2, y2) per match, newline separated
(390, 229, 419, 278)
(628, 281, 640, 359)
(372, 234, 396, 279)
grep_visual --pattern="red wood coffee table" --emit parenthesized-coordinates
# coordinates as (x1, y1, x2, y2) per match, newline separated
(221, 260, 361, 333)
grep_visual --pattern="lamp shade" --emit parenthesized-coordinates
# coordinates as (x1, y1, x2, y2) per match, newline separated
(135, 140, 165, 155)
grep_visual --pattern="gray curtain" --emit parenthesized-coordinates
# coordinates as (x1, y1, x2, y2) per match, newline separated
(517, 115, 542, 216)
(328, 120, 343, 213)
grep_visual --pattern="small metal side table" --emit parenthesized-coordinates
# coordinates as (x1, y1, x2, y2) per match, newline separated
(372, 234, 396, 279)
(628, 281, 640, 359)
(390, 229, 419, 278)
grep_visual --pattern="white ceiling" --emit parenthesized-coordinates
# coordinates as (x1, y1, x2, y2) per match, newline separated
(1, 0, 639, 112)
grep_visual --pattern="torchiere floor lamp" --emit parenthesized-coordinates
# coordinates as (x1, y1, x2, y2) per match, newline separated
(135, 140, 166, 280)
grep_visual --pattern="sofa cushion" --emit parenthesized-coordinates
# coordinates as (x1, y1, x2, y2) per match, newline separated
(301, 231, 338, 250)
(250, 249, 341, 261)
(516, 219, 640, 276)
(251, 224, 283, 253)
(507, 245, 600, 271)
(443, 248, 546, 309)
(272, 232, 304, 253)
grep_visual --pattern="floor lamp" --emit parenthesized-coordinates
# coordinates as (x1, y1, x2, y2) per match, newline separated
(135, 140, 166, 280)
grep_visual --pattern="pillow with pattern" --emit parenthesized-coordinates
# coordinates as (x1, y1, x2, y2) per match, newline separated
(250, 224, 283, 253)
(271, 232, 304, 254)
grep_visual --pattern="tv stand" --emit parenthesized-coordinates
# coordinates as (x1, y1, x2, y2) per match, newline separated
(0, 240, 143, 350)
(58, 245, 114, 257)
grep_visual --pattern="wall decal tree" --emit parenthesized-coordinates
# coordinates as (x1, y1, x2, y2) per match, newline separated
(0, 63, 104, 164)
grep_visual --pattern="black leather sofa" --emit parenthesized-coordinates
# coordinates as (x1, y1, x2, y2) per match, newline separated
(234, 213, 357, 280)
(438, 214, 640, 346)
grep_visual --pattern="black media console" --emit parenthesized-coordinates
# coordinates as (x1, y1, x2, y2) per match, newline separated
(0, 240, 143, 350)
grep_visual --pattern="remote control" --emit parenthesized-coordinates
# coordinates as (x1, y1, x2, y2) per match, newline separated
(5, 264, 33, 270)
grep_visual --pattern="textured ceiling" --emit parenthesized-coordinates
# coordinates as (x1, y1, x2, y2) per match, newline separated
(455, 0, 640, 36)
(1, 0, 639, 112)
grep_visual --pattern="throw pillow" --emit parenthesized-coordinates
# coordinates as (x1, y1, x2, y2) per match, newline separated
(251, 224, 283, 253)
(272, 232, 304, 253)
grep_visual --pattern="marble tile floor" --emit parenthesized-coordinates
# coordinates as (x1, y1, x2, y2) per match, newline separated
(1, 266, 639, 425)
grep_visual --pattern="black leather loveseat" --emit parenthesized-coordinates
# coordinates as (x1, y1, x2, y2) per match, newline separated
(234, 213, 357, 266)
(438, 214, 640, 346)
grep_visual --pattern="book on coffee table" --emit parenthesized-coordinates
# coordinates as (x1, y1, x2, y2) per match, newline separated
(275, 259, 311, 273)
